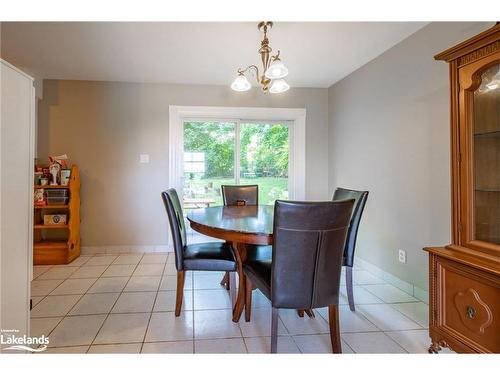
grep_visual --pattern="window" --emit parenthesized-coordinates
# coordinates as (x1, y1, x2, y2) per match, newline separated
(169, 106, 306, 213)
(182, 120, 290, 206)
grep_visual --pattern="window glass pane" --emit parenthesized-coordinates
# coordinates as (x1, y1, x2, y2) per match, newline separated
(473, 64, 500, 244)
(240, 123, 289, 205)
(183, 121, 235, 208)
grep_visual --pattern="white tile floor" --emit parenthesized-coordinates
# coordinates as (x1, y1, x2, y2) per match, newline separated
(31, 251, 438, 354)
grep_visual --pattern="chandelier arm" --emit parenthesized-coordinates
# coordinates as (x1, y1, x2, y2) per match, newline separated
(238, 65, 261, 84)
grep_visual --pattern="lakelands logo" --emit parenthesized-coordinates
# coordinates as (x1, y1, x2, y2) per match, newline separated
(1, 329, 49, 352)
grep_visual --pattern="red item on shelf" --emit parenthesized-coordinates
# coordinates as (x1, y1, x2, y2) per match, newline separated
(34, 188, 46, 207)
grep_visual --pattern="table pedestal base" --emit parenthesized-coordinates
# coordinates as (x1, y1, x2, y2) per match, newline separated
(231, 242, 248, 322)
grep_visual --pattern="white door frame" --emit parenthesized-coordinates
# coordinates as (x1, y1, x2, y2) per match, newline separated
(168, 105, 306, 201)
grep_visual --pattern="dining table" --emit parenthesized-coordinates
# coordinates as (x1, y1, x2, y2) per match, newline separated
(187, 205, 274, 322)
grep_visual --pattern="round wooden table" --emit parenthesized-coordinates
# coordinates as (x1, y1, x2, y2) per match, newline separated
(187, 205, 273, 322)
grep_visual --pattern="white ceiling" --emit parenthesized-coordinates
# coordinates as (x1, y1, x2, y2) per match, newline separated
(1, 22, 427, 88)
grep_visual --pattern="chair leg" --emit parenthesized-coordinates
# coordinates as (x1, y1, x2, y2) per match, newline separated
(229, 272, 236, 308)
(245, 277, 253, 322)
(297, 309, 315, 318)
(346, 266, 355, 311)
(271, 307, 279, 354)
(328, 304, 342, 353)
(304, 309, 315, 318)
(220, 272, 230, 290)
(175, 271, 185, 317)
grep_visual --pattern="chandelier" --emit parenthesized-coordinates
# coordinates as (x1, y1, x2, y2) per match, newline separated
(231, 21, 290, 94)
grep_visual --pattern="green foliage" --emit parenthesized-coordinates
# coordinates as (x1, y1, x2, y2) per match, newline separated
(240, 123, 289, 177)
(184, 122, 235, 178)
(183, 121, 289, 179)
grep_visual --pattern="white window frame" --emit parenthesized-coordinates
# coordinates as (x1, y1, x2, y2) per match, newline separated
(169, 106, 306, 202)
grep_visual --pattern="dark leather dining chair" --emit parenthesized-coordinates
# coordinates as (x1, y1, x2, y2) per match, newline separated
(221, 184, 258, 206)
(243, 199, 355, 353)
(162, 188, 237, 316)
(219, 184, 259, 290)
(332, 188, 369, 312)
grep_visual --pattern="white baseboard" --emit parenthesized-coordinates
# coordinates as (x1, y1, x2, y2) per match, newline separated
(354, 257, 429, 304)
(81, 245, 173, 255)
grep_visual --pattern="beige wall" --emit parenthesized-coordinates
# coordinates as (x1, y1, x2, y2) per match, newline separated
(328, 22, 494, 291)
(38, 81, 329, 247)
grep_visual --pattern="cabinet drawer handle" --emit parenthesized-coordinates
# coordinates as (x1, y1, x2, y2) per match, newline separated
(466, 305, 476, 319)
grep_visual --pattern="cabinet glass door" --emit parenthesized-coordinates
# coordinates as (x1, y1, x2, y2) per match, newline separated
(473, 63, 500, 244)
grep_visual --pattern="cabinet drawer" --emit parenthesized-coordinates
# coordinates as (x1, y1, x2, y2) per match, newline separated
(437, 259, 500, 352)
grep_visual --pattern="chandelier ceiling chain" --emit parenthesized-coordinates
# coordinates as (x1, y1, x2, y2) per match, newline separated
(231, 21, 290, 94)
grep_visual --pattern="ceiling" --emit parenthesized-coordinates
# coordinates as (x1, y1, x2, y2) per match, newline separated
(1, 22, 427, 88)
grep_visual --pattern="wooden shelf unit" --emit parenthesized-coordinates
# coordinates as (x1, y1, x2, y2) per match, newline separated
(425, 24, 500, 354)
(34, 224, 69, 229)
(34, 185, 70, 189)
(35, 204, 69, 209)
(34, 165, 81, 265)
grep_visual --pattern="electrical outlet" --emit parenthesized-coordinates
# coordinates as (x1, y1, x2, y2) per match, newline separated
(398, 249, 407, 264)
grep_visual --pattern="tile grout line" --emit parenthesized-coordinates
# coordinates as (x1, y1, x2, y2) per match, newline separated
(191, 270, 195, 354)
(32, 264, 93, 305)
(34, 300, 423, 323)
(229, 269, 247, 353)
(235, 282, 248, 353)
(139, 255, 168, 353)
(380, 331, 409, 354)
(84, 253, 145, 353)
(387, 304, 428, 329)
(276, 304, 304, 353)
(47, 255, 118, 347)
(32, 265, 54, 279)
(355, 301, 428, 331)
(48, 328, 426, 350)
(32, 254, 100, 350)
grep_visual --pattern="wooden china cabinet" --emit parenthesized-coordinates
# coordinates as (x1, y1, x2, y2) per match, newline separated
(425, 24, 500, 354)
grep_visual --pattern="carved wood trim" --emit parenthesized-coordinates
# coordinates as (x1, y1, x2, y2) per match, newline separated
(454, 288, 494, 334)
(458, 40, 500, 67)
(429, 254, 438, 326)
(449, 60, 461, 244)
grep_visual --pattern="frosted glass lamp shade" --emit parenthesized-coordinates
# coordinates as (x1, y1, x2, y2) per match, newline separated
(269, 79, 290, 94)
(231, 74, 251, 92)
(265, 60, 289, 79)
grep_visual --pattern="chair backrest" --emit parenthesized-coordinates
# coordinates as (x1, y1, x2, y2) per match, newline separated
(221, 185, 258, 206)
(271, 199, 354, 309)
(161, 189, 186, 270)
(332, 188, 369, 267)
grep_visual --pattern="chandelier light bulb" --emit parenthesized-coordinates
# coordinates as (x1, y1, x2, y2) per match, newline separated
(231, 74, 252, 92)
(269, 79, 290, 94)
(265, 59, 289, 80)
